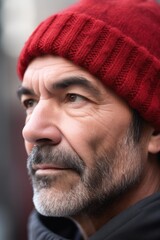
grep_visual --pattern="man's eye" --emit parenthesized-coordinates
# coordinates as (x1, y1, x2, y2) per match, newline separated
(65, 93, 86, 103)
(22, 99, 36, 109)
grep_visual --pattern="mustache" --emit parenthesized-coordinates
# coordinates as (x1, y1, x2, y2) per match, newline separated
(27, 145, 86, 176)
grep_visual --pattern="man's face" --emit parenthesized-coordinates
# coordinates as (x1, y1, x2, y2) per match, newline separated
(19, 55, 146, 217)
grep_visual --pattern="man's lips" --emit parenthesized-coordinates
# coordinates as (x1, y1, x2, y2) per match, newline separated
(32, 164, 72, 175)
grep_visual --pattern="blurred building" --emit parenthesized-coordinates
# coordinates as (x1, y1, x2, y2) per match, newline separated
(0, 1, 76, 239)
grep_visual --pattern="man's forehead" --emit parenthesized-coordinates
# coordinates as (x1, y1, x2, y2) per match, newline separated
(23, 55, 86, 85)
(23, 55, 103, 88)
(26, 55, 81, 72)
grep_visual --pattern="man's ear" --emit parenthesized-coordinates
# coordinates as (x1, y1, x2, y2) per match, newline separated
(148, 131, 160, 154)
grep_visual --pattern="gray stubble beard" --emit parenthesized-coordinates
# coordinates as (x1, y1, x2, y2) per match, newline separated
(28, 129, 143, 217)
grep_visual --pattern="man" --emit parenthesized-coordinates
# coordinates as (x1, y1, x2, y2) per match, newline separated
(17, 0, 160, 239)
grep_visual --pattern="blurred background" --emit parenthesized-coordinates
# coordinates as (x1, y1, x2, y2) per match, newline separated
(0, 0, 76, 239)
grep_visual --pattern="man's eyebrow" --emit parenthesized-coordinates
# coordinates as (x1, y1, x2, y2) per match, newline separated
(53, 76, 100, 97)
(17, 86, 35, 99)
(17, 77, 100, 99)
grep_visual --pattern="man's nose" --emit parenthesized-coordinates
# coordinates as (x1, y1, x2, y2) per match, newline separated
(22, 101, 62, 145)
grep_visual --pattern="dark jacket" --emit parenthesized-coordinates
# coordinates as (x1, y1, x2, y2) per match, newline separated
(28, 192, 160, 240)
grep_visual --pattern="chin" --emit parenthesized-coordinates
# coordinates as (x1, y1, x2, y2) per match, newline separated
(32, 186, 86, 217)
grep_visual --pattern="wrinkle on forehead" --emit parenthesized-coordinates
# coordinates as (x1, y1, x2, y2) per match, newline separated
(23, 55, 102, 98)
(23, 55, 83, 92)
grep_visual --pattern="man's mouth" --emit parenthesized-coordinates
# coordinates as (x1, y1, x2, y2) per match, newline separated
(27, 146, 85, 177)
(32, 164, 72, 175)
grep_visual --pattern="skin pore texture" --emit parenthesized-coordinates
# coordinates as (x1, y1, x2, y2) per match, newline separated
(19, 55, 160, 237)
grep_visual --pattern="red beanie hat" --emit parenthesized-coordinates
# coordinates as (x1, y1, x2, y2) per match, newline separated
(17, 0, 160, 131)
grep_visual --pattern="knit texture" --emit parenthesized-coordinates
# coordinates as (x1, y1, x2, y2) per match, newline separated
(17, 0, 160, 131)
